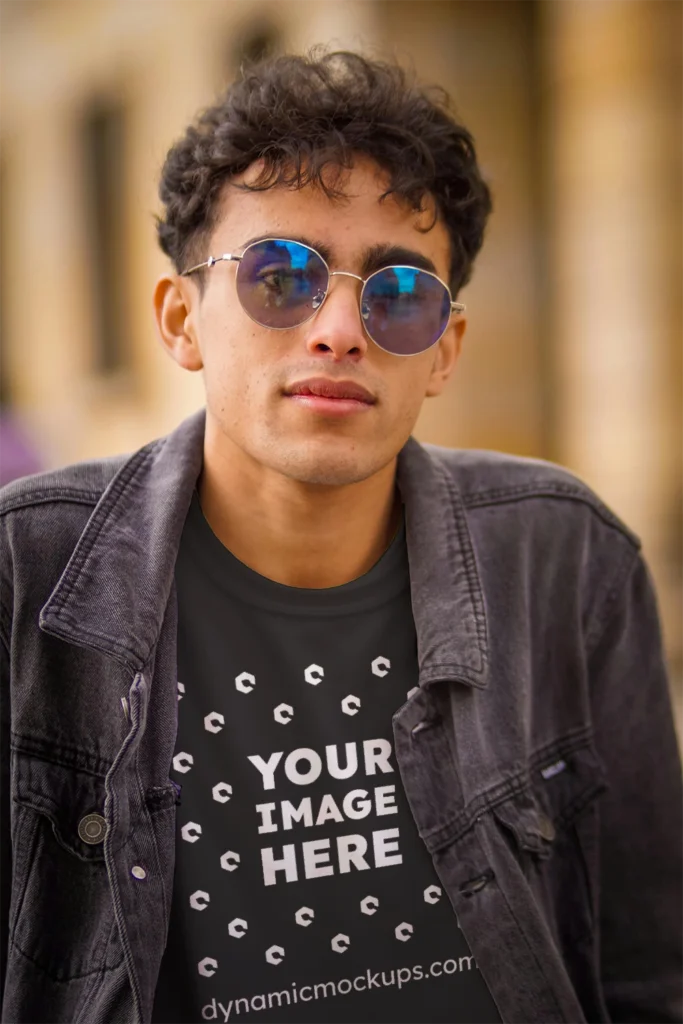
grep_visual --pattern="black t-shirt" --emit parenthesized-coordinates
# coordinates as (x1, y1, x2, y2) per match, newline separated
(152, 492, 501, 1024)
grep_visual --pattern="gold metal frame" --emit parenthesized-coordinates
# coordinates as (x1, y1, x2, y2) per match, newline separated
(182, 238, 466, 356)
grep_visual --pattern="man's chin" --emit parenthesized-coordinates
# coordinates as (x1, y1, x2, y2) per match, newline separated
(279, 459, 378, 488)
(270, 442, 388, 488)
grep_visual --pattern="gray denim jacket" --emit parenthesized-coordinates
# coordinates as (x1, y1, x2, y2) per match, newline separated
(1, 408, 681, 1024)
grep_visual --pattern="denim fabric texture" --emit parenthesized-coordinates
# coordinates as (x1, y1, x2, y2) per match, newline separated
(1, 407, 681, 1024)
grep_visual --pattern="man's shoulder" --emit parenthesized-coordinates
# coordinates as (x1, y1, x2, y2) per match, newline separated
(0, 453, 129, 517)
(421, 441, 640, 549)
(0, 454, 135, 584)
(0, 450, 153, 640)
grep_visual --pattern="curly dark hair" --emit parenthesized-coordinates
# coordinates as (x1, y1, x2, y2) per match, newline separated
(156, 50, 492, 294)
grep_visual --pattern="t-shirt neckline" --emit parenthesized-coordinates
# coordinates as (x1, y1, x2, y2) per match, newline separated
(179, 490, 409, 615)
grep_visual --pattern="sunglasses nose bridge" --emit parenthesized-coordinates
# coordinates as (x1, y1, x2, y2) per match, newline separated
(319, 269, 367, 318)
(318, 270, 372, 332)
(328, 270, 364, 284)
(305, 269, 370, 355)
(309, 270, 363, 311)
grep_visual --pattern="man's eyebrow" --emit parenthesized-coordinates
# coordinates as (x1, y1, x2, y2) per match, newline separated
(238, 235, 438, 278)
(239, 234, 334, 264)
(360, 244, 438, 278)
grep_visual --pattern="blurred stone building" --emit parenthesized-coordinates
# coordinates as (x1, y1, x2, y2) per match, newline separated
(0, 0, 681, 691)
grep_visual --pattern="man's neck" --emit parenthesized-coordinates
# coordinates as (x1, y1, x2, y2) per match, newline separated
(197, 440, 402, 591)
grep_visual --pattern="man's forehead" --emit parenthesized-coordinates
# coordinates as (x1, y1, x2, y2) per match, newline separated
(212, 167, 450, 274)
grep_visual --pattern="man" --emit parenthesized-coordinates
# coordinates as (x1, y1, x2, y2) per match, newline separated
(0, 50, 680, 1024)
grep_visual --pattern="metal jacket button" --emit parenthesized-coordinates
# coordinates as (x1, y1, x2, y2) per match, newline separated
(78, 813, 107, 845)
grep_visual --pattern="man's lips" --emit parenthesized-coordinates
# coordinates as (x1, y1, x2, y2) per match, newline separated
(284, 377, 376, 404)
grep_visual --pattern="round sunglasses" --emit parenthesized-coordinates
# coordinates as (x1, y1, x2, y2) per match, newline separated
(181, 238, 465, 357)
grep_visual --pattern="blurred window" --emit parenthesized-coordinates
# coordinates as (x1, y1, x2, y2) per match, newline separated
(82, 99, 129, 376)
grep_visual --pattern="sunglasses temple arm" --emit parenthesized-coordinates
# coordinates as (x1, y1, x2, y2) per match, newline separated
(181, 254, 243, 277)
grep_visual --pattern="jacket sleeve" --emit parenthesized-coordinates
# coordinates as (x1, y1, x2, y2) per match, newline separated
(589, 551, 682, 1023)
(0, 629, 9, 1006)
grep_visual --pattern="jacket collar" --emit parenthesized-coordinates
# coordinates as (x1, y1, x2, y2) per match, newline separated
(40, 408, 489, 688)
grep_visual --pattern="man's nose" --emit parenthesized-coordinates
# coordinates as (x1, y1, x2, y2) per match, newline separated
(303, 274, 369, 361)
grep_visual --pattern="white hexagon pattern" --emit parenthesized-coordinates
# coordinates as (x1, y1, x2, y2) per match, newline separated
(189, 890, 210, 911)
(235, 671, 256, 694)
(295, 906, 314, 927)
(181, 822, 202, 843)
(220, 850, 240, 872)
(273, 703, 294, 724)
(197, 957, 217, 977)
(211, 782, 233, 804)
(173, 752, 193, 773)
(204, 712, 225, 734)
(424, 885, 442, 904)
(360, 895, 379, 915)
(341, 695, 360, 716)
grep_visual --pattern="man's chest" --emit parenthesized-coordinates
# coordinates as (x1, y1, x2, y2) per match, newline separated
(152, 580, 499, 1023)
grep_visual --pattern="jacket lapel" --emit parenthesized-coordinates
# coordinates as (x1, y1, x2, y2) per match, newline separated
(40, 411, 488, 688)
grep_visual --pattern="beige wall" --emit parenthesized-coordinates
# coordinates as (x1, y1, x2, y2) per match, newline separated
(541, 0, 682, 672)
(378, 0, 543, 457)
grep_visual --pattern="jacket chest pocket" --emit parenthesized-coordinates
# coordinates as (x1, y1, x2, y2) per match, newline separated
(9, 751, 127, 982)
(491, 740, 607, 940)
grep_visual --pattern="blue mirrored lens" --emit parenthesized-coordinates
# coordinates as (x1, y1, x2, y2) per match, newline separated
(362, 266, 451, 355)
(237, 240, 328, 328)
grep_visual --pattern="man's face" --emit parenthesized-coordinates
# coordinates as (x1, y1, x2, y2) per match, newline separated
(165, 158, 464, 487)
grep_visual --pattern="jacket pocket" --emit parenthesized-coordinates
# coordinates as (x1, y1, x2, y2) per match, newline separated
(492, 738, 607, 937)
(9, 751, 124, 981)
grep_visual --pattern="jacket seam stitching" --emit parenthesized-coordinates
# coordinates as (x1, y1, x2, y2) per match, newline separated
(0, 609, 10, 650)
(11, 735, 113, 777)
(484, 856, 566, 1020)
(440, 464, 488, 669)
(134, 744, 169, 923)
(47, 445, 159, 618)
(11, 938, 115, 981)
(103, 672, 145, 1021)
(584, 543, 641, 658)
(7, 810, 40, 947)
(40, 629, 136, 673)
(74, 915, 122, 1024)
(41, 611, 146, 666)
(424, 724, 596, 847)
(462, 486, 640, 545)
(420, 664, 485, 680)
(0, 490, 102, 516)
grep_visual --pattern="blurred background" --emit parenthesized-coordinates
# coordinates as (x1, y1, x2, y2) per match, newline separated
(0, 0, 681, 720)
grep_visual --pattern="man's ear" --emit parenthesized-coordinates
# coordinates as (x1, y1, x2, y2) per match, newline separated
(425, 317, 466, 398)
(153, 274, 204, 372)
